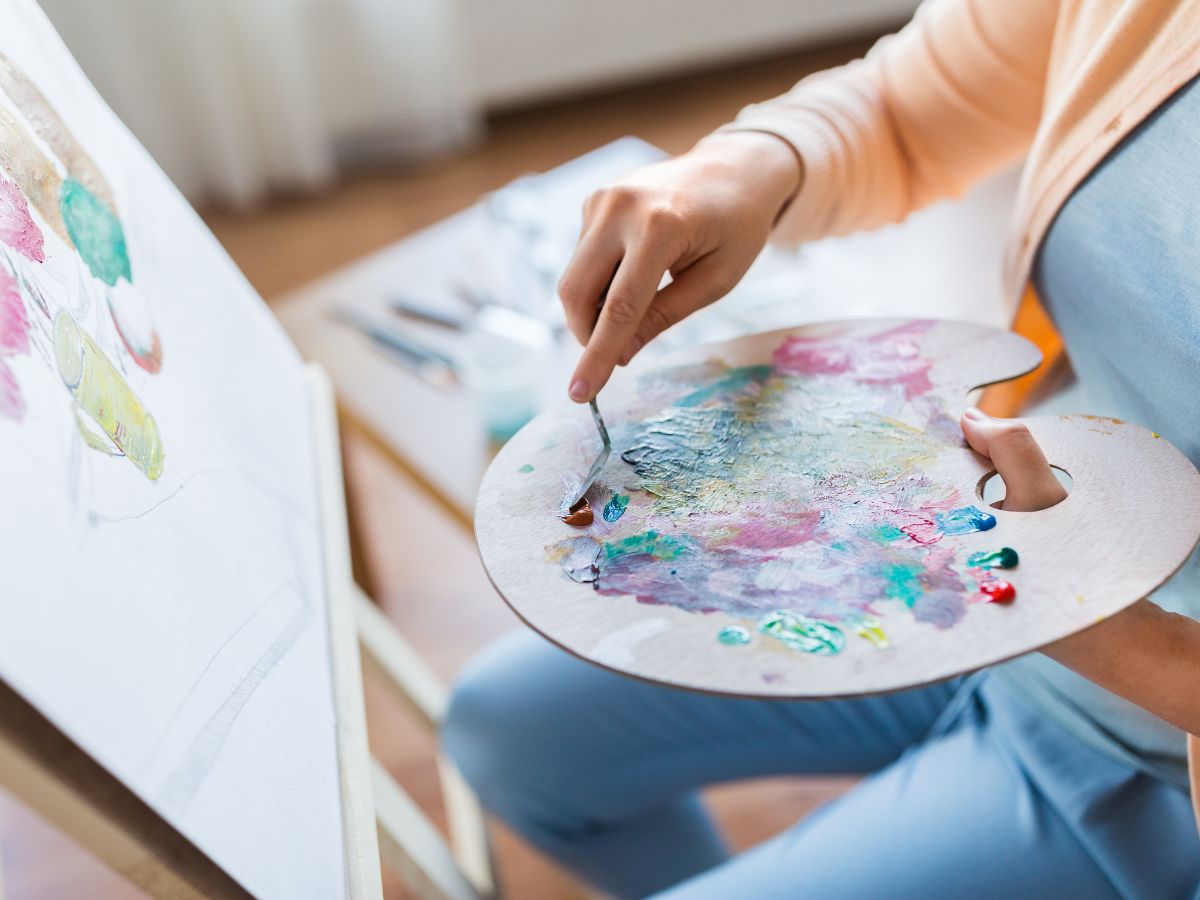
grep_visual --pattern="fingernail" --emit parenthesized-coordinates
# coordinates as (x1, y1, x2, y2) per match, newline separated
(569, 378, 589, 402)
(964, 407, 986, 420)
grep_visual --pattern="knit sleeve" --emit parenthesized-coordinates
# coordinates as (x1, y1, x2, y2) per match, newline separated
(717, 0, 1059, 242)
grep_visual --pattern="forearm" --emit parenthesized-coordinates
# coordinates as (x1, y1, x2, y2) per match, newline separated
(1043, 599, 1200, 736)
(716, 0, 1056, 244)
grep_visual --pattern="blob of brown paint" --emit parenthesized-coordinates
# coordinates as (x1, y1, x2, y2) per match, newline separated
(562, 498, 594, 527)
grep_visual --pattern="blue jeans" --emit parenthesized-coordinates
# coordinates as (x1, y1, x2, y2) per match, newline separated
(442, 632, 1199, 898)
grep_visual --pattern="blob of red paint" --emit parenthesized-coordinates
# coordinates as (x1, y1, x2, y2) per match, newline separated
(979, 580, 1016, 604)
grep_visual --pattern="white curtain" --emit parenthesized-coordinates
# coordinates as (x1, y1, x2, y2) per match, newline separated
(39, 0, 481, 207)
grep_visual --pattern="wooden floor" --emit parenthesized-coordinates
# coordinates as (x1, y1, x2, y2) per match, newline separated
(0, 37, 873, 899)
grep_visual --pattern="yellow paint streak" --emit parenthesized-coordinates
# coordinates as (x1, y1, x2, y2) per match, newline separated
(54, 312, 164, 480)
(852, 616, 890, 649)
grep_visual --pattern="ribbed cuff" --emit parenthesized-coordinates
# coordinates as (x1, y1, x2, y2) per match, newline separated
(714, 107, 845, 244)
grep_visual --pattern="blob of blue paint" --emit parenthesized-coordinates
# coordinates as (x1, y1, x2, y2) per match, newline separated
(602, 493, 630, 522)
(935, 505, 996, 536)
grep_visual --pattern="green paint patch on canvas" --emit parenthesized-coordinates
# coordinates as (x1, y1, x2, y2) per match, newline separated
(60, 178, 130, 286)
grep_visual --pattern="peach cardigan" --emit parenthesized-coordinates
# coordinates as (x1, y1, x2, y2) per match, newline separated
(721, 0, 1200, 827)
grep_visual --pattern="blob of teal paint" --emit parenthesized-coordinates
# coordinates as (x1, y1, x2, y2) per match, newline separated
(602, 493, 630, 522)
(966, 547, 1019, 569)
(604, 530, 687, 561)
(936, 505, 996, 536)
(675, 364, 772, 407)
(717, 625, 751, 646)
(882, 562, 924, 607)
(758, 610, 845, 655)
(60, 179, 131, 286)
(873, 524, 905, 543)
(518, 463, 534, 473)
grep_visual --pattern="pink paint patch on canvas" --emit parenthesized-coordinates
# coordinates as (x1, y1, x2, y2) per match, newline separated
(0, 180, 46, 263)
(0, 268, 30, 355)
(0, 359, 23, 421)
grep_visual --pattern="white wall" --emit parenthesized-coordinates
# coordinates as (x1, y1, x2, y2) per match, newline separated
(458, 0, 920, 107)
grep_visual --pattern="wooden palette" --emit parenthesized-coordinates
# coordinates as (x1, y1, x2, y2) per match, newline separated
(475, 319, 1200, 698)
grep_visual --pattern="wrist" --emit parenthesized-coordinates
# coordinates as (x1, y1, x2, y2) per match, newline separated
(694, 131, 803, 222)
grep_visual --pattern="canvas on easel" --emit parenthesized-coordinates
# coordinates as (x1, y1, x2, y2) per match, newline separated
(0, 2, 361, 894)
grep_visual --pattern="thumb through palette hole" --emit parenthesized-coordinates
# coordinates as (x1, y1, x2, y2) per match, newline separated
(976, 465, 1073, 510)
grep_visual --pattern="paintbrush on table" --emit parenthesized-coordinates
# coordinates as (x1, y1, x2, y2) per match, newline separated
(390, 296, 470, 331)
(329, 305, 458, 389)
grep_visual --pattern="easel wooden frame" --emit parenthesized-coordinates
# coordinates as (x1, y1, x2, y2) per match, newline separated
(0, 363, 494, 899)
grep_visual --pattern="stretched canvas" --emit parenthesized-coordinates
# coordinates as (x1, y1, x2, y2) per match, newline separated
(0, 2, 345, 894)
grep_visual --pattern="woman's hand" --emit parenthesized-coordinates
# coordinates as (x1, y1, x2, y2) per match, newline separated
(961, 407, 1200, 737)
(559, 132, 801, 402)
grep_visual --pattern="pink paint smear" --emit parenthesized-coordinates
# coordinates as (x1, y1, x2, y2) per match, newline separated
(0, 179, 46, 263)
(0, 268, 30, 422)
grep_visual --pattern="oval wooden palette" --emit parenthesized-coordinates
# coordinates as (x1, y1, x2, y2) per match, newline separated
(475, 319, 1200, 698)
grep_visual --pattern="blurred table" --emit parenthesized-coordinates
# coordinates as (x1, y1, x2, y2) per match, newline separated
(276, 137, 1020, 528)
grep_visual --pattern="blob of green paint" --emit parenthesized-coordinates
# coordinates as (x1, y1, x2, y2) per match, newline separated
(518, 463, 534, 473)
(967, 547, 1019, 569)
(758, 610, 845, 655)
(605, 530, 687, 561)
(602, 493, 630, 522)
(60, 179, 131, 286)
(718, 625, 751, 646)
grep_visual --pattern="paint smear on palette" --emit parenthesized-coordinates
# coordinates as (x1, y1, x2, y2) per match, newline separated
(545, 536, 601, 584)
(548, 322, 1011, 656)
(53, 311, 164, 480)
